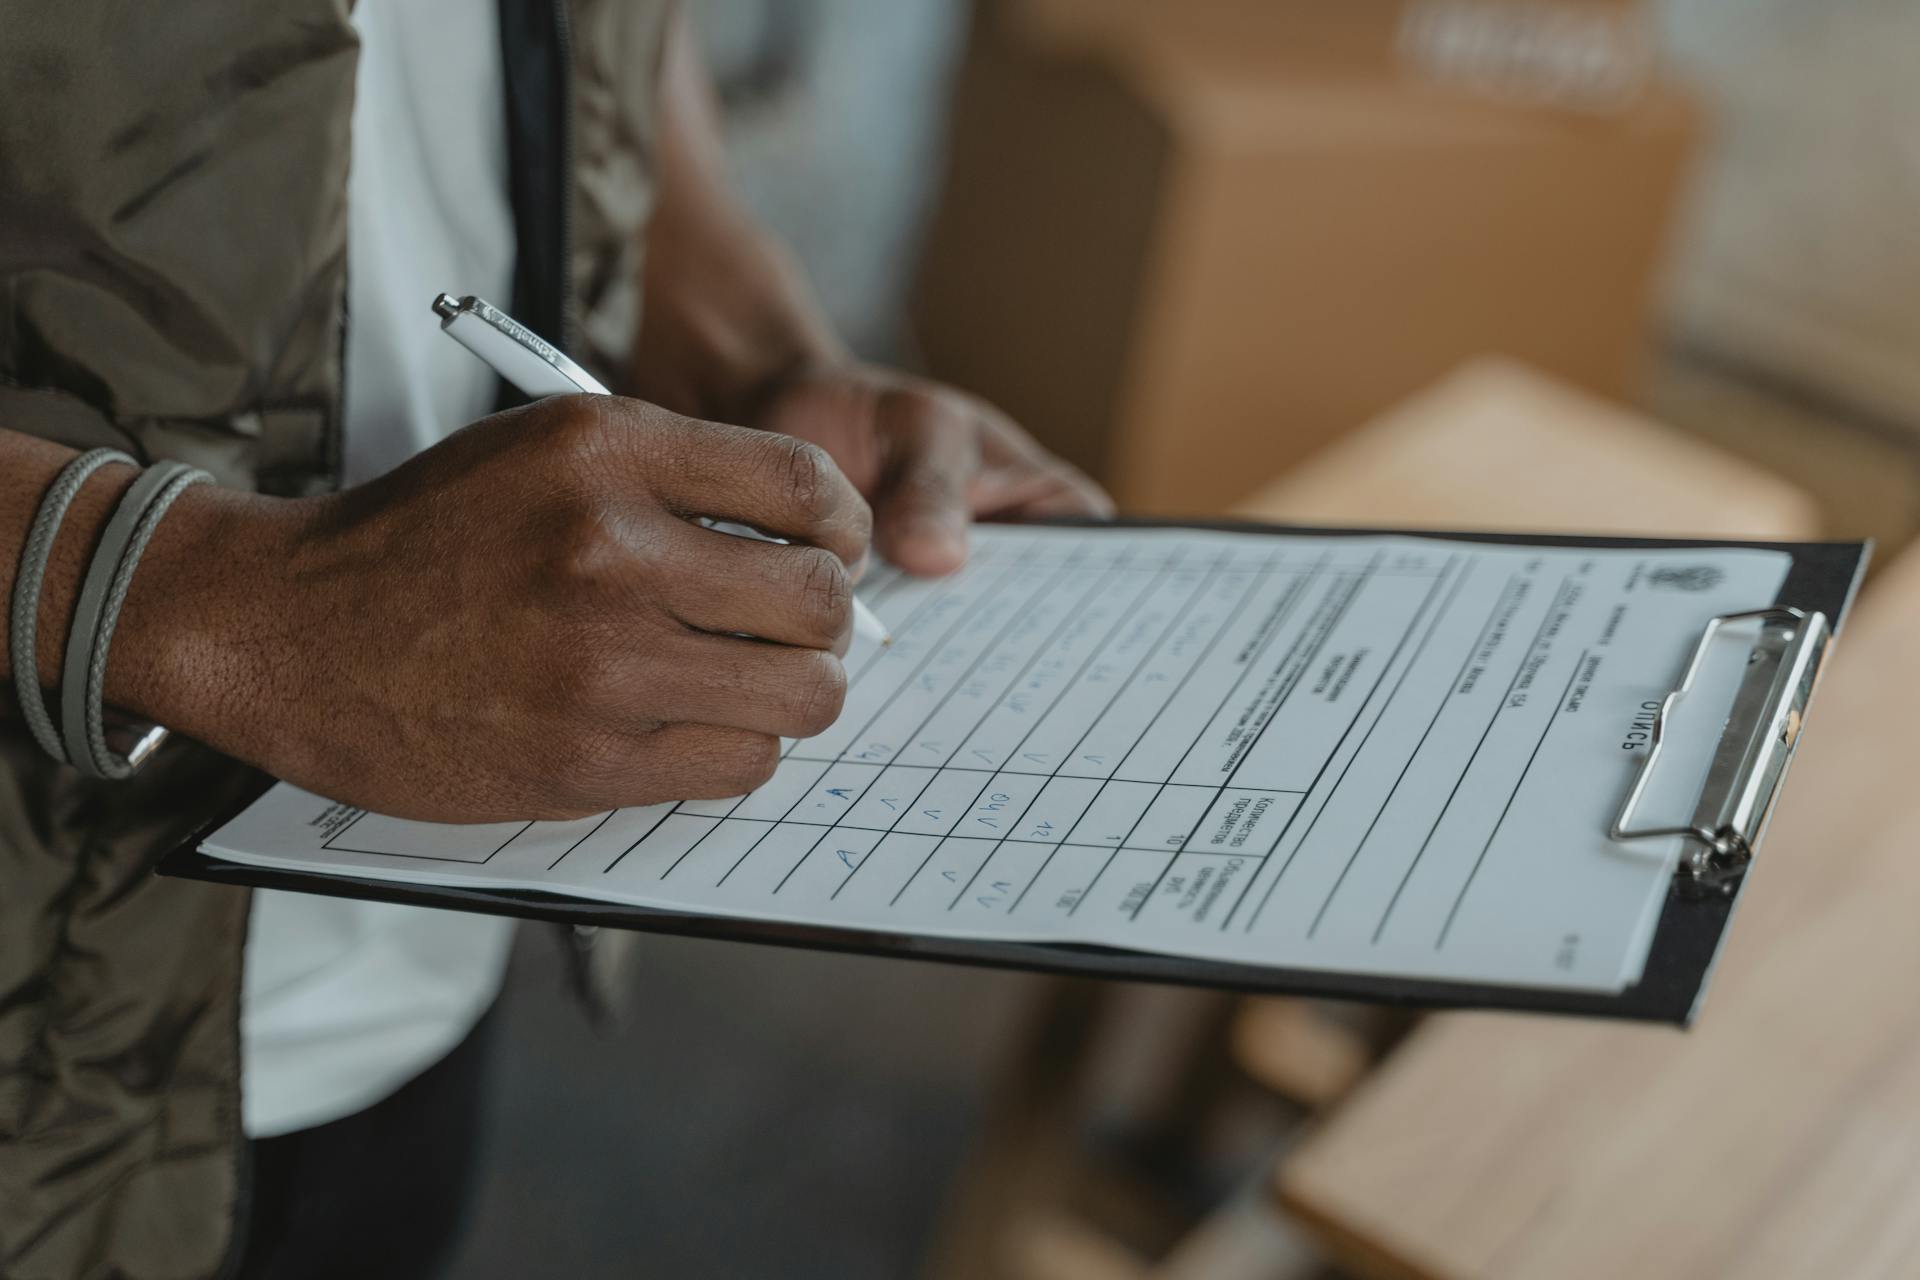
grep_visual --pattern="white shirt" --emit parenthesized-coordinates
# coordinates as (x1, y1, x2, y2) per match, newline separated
(242, 0, 519, 1139)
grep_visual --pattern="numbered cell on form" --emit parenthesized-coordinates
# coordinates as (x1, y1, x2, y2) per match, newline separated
(1008, 775, 1103, 844)
(1128, 785, 1219, 850)
(1008, 844, 1121, 923)
(1063, 780, 1159, 848)
(1133, 851, 1262, 930)
(1072, 847, 1182, 921)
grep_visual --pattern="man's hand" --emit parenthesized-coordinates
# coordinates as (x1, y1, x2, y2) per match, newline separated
(115, 396, 870, 822)
(754, 364, 1112, 577)
(627, 11, 1111, 573)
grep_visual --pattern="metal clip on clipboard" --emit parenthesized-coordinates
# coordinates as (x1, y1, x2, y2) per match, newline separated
(1611, 607, 1830, 896)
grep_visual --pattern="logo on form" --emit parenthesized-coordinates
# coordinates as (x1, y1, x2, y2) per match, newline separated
(1648, 565, 1724, 593)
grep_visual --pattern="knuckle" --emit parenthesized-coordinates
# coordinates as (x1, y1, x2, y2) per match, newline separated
(545, 393, 615, 455)
(785, 653, 848, 737)
(770, 436, 837, 522)
(552, 625, 629, 710)
(795, 548, 852, 633)
(550, 499, 627, 591)
(659, 729, 780, 799)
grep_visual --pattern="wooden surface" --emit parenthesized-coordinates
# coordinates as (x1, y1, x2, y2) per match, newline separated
(1273, 542, 1918, 1280)
(918, 360, 1831, 1280)
(1238, 357, 1822, 538)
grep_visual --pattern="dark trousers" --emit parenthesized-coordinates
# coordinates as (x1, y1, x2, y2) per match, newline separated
(236, 1014, 493, 1279)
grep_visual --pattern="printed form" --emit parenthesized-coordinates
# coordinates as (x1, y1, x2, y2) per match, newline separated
(206, 526, 1790, 993)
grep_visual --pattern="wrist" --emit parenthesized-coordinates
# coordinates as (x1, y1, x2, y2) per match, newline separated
(101, 479, 315, 761)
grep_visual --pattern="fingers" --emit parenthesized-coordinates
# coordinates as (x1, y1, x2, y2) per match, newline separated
(640, 413, 872, 569)
(665, 523, 854, 652)
(616, 724, 784, 804)
(870, 387, 980, 576)
(630, 633, 849, 738)
(973, 460, 1115, 519)
(968, 407, 1115, 519)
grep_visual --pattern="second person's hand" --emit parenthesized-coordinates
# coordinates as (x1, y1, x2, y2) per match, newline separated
(751, 363, 1113, 577)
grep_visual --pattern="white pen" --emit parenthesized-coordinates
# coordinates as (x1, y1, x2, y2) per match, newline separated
(432, 292, 891, 645)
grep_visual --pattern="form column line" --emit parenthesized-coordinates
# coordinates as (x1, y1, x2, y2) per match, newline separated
(1297, 560, 1479, 937)
(828, 546, 1039, 765)
(1063, 550, 1302, 917)
(1436, 647, 1593, 948)
(919, 546, 1126, 770)
(982, 548, 1187, 772)
(1369, 574, 1578, 941)
(1220, 552, 1387, 790)
(1365, 572, 1529, 940)
(1223, 556, 1460, 932)
(1055, 549, 1234, 771)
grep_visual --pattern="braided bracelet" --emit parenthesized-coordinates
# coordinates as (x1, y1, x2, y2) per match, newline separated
(9, 448, 138, 763)
(58, 459, 212, 779)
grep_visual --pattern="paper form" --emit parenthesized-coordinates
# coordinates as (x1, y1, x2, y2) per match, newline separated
(203, 526, 1791, 993)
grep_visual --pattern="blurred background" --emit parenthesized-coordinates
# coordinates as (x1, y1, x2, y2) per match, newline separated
(448, 1, 1920, 1275)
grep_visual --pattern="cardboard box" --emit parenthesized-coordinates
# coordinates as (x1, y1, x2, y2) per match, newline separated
(911, 1, 1699, 515)
(1241, 356, 1820, 539)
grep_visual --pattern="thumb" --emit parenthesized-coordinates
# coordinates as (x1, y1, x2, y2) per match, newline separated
(871, 389, 979, 576)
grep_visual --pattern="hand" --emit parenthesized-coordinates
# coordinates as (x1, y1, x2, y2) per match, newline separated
(753, 364, 1111, 576)
(122, 396, 871, 821)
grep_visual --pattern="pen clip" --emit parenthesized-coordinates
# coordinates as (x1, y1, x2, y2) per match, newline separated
(432, 292, 609, 398)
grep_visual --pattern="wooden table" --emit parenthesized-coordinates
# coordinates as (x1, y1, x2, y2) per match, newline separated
(920, 359, 1827, 1280)
(1274, 549, 1918, 1280)
(1221, 356, 1823, 1109)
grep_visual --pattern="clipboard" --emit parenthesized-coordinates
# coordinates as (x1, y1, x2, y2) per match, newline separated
(160, 519, 1870, 1025)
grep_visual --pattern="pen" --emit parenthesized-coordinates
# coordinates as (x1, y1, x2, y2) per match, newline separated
(432, 292, 891, 646)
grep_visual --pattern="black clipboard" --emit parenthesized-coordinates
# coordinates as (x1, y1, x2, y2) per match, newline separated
(160, 519, 1871, 1025)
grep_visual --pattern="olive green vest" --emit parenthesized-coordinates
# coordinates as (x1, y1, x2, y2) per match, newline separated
(0, 2, 666, 1274)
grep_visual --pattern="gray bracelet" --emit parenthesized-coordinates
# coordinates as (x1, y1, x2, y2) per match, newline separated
(59, 459, 212, 780)
(10, 448, 138, 763)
